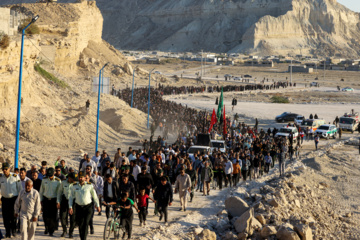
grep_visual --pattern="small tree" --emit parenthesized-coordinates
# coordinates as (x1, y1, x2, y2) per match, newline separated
(18, 18, 40, 35)
(0, 32, 10, 49)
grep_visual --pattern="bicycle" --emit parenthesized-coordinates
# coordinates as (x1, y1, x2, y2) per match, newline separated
(103, 206, 125, 240)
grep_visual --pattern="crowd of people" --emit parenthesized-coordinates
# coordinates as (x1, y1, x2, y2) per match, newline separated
(1, 82, 300, 240)
(0, 121, 307, 240)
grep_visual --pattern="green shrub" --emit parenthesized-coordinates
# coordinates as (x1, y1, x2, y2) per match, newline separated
(270, 96, 290, 103)
(18, 18, 40, 35)
(34, 64, 70, 89)
(0, 34, 10, 49)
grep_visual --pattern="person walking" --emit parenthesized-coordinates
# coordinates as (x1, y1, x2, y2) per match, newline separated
(278, 150, 285, 177)
(68, 171, 100, 240)
(117, 193, 135, 239)
(232, 160, 241, 186)
(174, 167, 191, 211)
(57, 172, 76, 238)
(39, 167, 61, 236)
(136, 167, 154, 212)
(241, 156, 250, 181)
(185, 163, 197, 202)
(136, 188, 156, 226)
(264, 152, 272, 174)
(14, 180, 41, 240)
(91, 170, 103, 216)
(314, 134, 320, 150)
(81, 156, 97, 173)
(102, 174, 119, 219)
(338, 127, 342, 139)
(153, 176, 173, 225)
(0, 162, 22, 238)
(201, 161, 214, 196)
(224, 157, 233, 187)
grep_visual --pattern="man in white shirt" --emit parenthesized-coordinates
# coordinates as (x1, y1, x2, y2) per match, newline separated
(224, 157, 233, 187)
(91, 151, 101, 166)
(128, 150, 137, 161)
(19, 168, 30, 189)
(81, 156, 97, 172)
(132, 161, 141, 181)
(14, 180, 41, 240)
(160, 150, 166, 164)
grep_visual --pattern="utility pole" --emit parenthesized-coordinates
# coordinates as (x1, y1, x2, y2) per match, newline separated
(201, 50, 203, 78)
(290, 58, 293, 84)
(204, 52, 207, 76)
(323, 59, 326, 81)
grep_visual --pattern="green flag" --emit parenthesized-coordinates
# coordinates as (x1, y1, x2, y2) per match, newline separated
(216, 87, 223, 122)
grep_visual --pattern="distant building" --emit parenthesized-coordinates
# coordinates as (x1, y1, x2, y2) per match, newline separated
(288, 65, 313, 73)
(244, 60, 274, 67)
(345, 65, 360, 71)
(0, 8, 26, 36)
(146, 58, 161, 64)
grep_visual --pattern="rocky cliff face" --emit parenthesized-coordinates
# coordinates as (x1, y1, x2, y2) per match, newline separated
(2, 0, 360, 56)
(97, 0, 360, 57)
(88, 0, 360, 57)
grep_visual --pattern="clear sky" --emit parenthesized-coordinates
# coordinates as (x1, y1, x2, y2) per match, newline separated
(337, 0, 360, 12)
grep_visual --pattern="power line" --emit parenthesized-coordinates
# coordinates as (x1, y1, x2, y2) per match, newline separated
(25, 35, 54, 65)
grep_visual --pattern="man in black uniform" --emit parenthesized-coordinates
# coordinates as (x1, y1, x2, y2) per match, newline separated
(57, 173, 76, 238)
(0, 162, 22, 238)
(68, 171, 100, 240)
(39, 167, 61, 236)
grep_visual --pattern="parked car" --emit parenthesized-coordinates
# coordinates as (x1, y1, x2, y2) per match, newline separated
(294, 115, 305, 125)
(275, 127, 299, 141)
(275, 112, 299, 123)
(310, 82, 319, 87)
(244, 74, 252, 78)
(315, 124, 337, 139)
(341, 87, 354, 92)
(154, 71, 162, 74)
(233, 77, 242, 81)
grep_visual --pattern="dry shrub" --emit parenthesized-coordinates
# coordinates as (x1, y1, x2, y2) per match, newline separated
(0, 34, 10, 49)
(18, 18, 40, 35)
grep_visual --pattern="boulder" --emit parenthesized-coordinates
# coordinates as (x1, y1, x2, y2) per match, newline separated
(260, 225, 277, 238)
(267, 198, 279, 207)
(194, 227, 204, 235)
(217, 209, 228, 217)
(223, 231, 237, 240)
(255, 214, 266, 225)
(252, 217, 262, 230)
(79, 58, 87, 68)
(276, 223, 301, 240)
(294, 224, 313, 240)
(225, 196, 249, 217)
(123, 62, 133, 75)
(197, 229, 217, 240)
(112, 67, 124, 76)
(234, 208, 254, 234)
(237, 232, 247, 240)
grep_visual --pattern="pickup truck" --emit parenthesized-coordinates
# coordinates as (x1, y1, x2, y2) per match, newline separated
(275, 127, 299, 142)
(187, 146, 212, 161)
(315, 124, 337, 139)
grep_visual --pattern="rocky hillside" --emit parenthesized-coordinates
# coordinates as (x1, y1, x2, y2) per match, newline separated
(0, 1, 150, 168)
(100, 0, 360, 57)
(2, 0, 360, 57)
